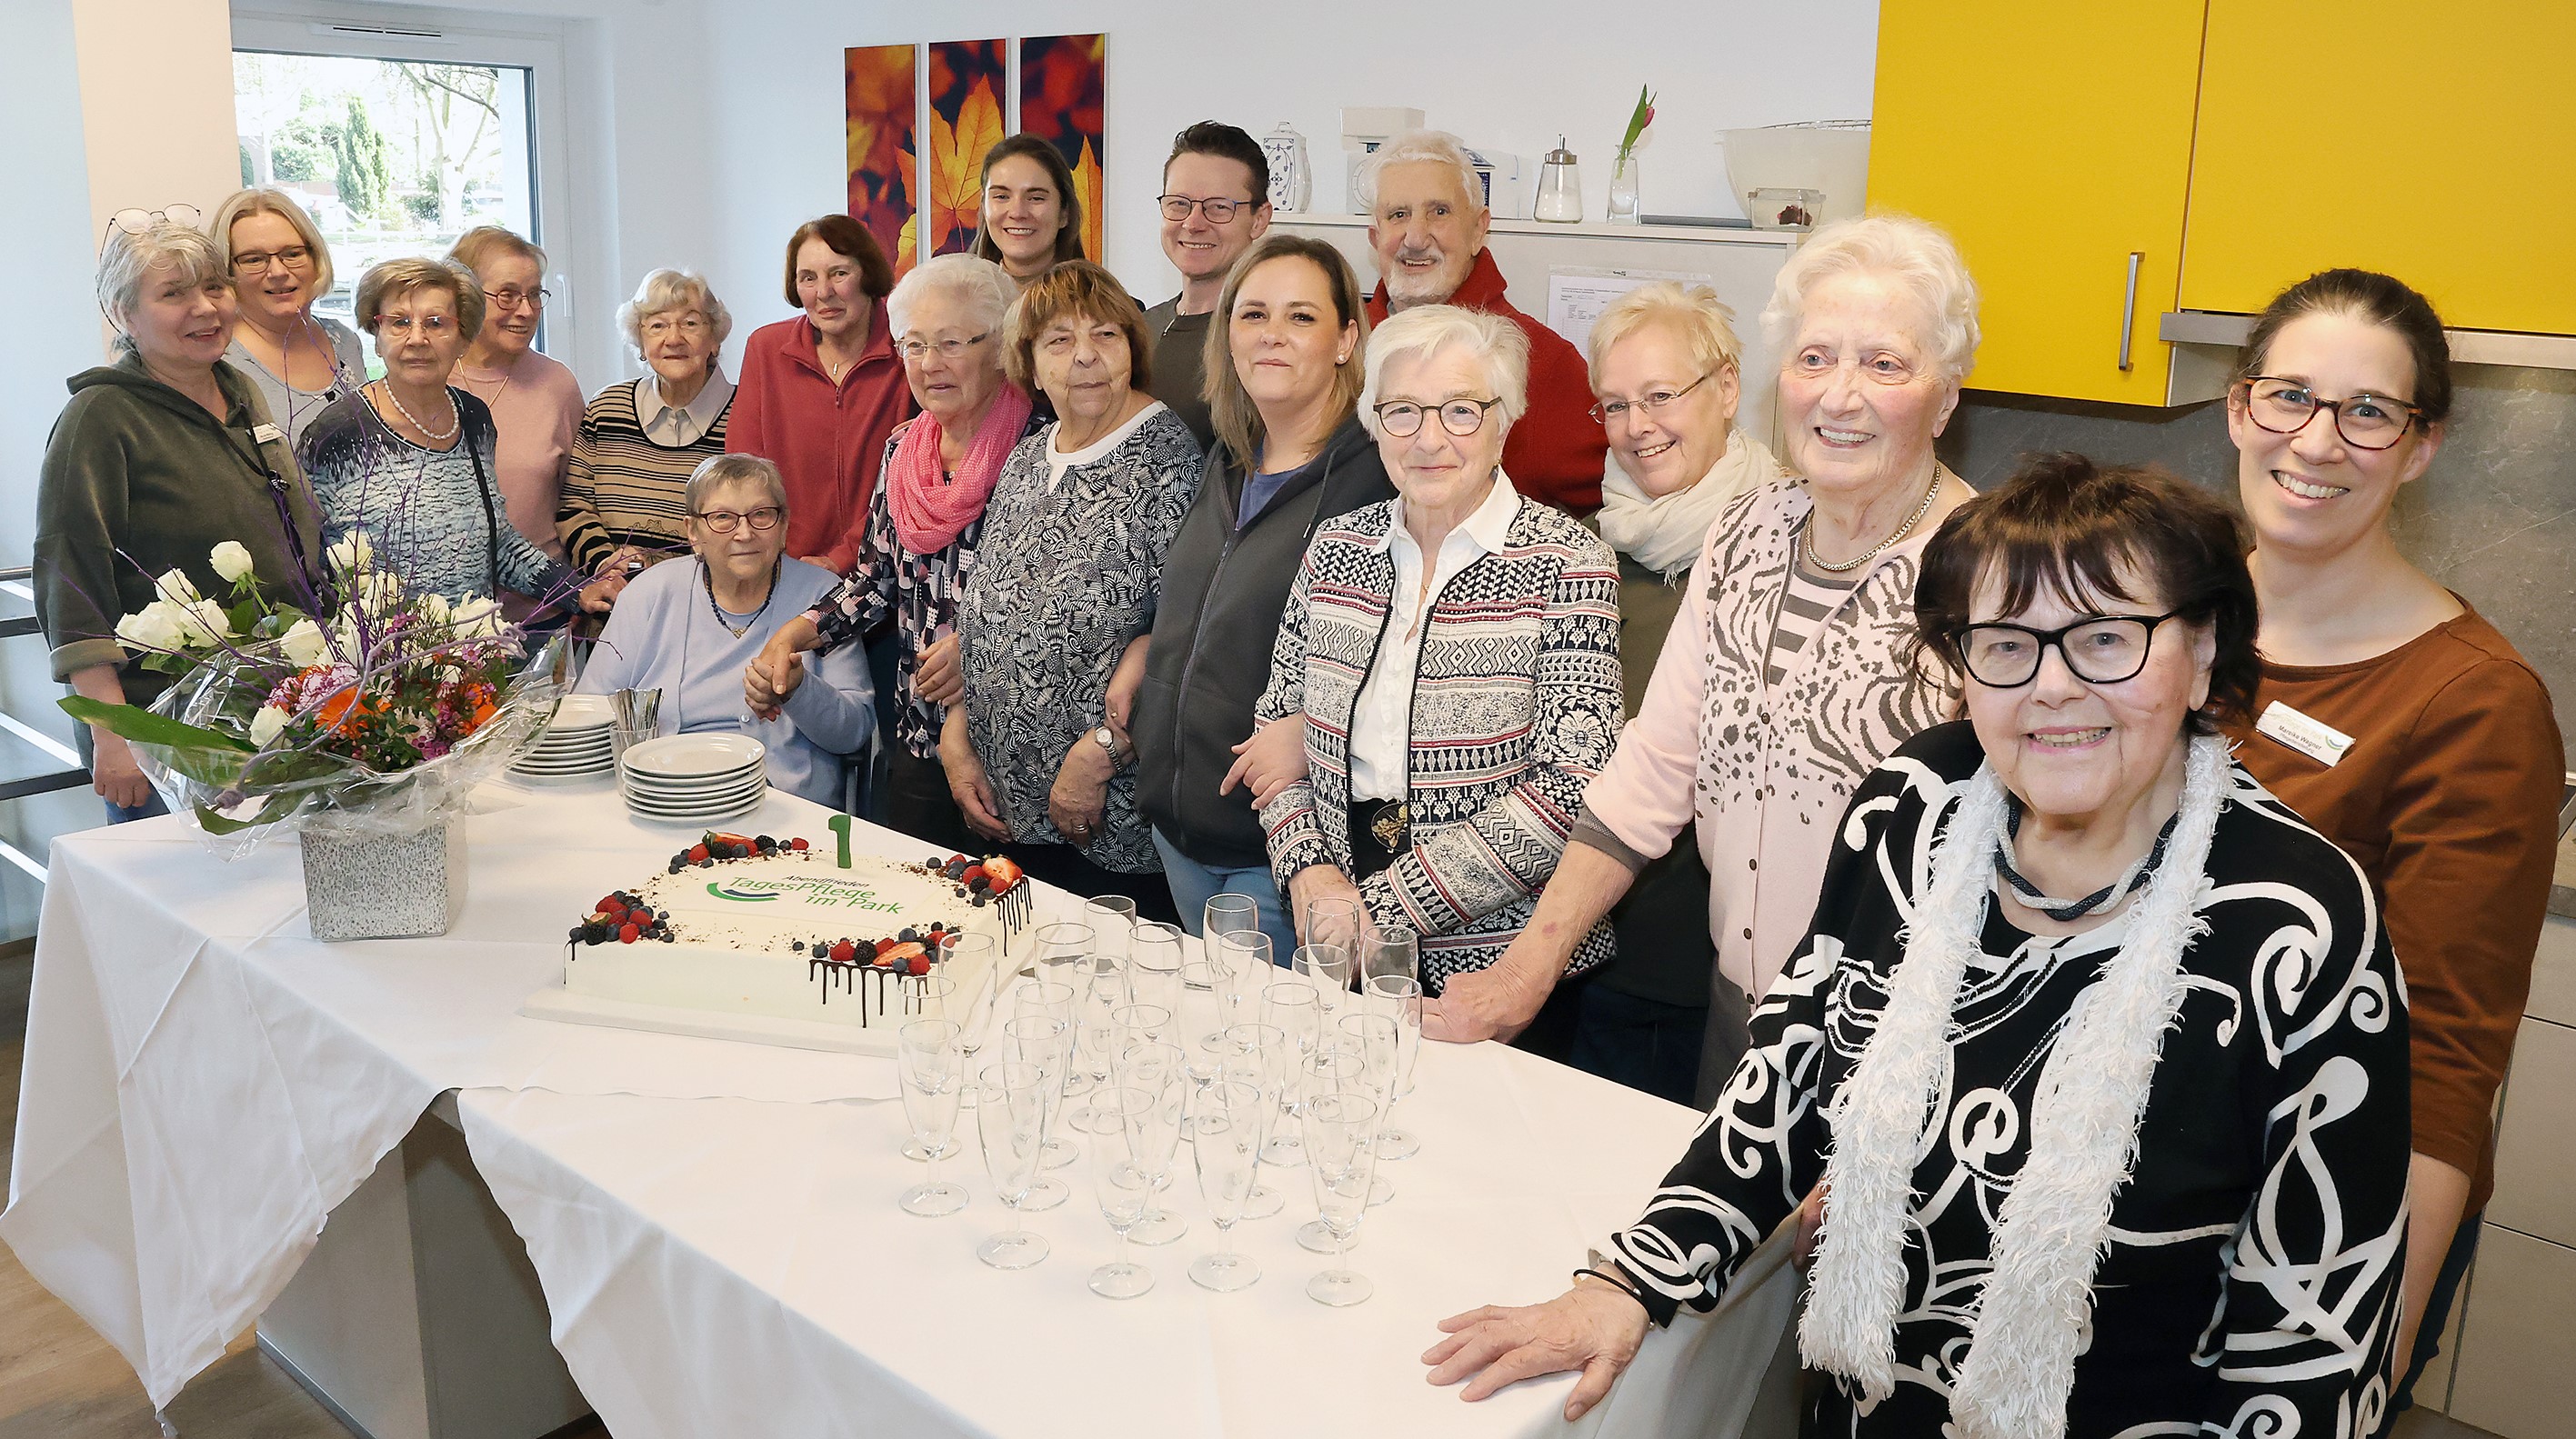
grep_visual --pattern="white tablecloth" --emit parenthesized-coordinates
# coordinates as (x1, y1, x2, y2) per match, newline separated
(3, 778, 1786, 1433)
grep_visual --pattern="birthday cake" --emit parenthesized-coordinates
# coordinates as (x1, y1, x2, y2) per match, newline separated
(556, 831, 1028, 1045)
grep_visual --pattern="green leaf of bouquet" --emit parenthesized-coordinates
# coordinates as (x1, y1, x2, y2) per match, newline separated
(58, 696, 256, 752)
(192, 790, 299, 834)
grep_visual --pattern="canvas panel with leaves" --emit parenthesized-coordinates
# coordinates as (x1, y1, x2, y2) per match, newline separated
(926, 38, 1007, 257)
(1017, 34, 1107, 262)
(844, 44, 918, 275)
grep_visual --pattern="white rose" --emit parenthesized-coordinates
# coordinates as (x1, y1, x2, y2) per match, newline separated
(208, 541, 256, 585)
(246, 705, 290, 745)
(153, 567, 202, 605)
(326, 533, 376, 575)
(420, 592, 452, 626)
(451, 595, 502, 638)
(175, 598, 235, 647)
(115, 601, 185, 654)
(279, 617, 330, 667)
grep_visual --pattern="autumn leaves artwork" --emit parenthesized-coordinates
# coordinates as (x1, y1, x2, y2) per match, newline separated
(843, 35, 1110, 278)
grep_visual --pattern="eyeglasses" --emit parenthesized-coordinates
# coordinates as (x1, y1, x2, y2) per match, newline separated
(1590, 372, 1715, 425)
(642, 315, 710, 339)
(1953, 611, 2181, 688)
(484, 285, 549, 310)
(376, 314, 456, 337)
(1158, 194, 1254, 225)
(2234, 376, 2421, 451)
(1373, 396, 1503, 439)
(106, 205, 204, 238)
(231, 245, 314, 275)
(898, 331, 992, 362)
(692, 506, 785, 535)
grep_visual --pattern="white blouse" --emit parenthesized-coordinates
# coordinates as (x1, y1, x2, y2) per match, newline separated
(1346, 473, 1521, 803)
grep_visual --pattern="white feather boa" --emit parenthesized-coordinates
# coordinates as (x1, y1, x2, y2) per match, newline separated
(1799, 734, 2232, 1438)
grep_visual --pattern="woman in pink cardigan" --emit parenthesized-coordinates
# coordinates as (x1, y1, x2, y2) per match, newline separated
(1425, 215, 1976, 1102)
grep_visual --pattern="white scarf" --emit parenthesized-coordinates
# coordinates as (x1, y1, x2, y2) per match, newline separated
(1800, 734, 2232, 1439)
(1594, 428, 1778, 577)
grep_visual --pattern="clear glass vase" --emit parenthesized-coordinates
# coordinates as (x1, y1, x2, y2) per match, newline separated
(1607, 154, 1641, 225)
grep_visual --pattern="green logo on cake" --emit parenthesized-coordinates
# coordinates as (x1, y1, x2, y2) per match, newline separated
(705, 875, 899, 913)
(707, 882, 778, 902)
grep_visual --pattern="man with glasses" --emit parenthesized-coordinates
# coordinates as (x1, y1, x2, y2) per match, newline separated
(1144, 123, 1273, 447)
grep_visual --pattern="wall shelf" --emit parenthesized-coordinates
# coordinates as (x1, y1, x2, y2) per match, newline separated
(1274, 212, 1803, 248)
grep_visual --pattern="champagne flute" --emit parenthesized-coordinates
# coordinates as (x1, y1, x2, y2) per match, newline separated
(1204, 892, 1260, 948)
(1002, 1014, 1075, 1204)
(899, 974, 960, 1160)
(1223, 1021, 1292, 1215)
(1189, 1079, 1265, 1292)
(974, 1062, 1050, 1269)
(1214, 931, 1273, 1031)
(1088, 1085, 1159, 1299)
(1110, 1002, 1171, 1057)
(1291, 942, 1354, 1019)
(1028, 921, 1095, 990)
(1116, 1041, 1190, 1246)
(1363, 974, 1424, 1160)
(1336, 1012, 1400, 1204)
(1295, 1047, 1367, 1253)
(1175, 959, 1228, 1141)
(1300, 1091, 1382, 1306)
(1358, 924, 1418, 993)
(1084, 894, 1138, 970)
(1301, 894, 1364, 957)
(1068, 952, 1126, 1131)
(942, 933, 1004, 1108)
(1128, 921, 1186, 1014)
(896, 1020, 967, 1217)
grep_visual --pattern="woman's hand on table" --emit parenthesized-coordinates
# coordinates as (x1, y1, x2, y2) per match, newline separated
(89, 730, 154, 810)
(1424, 963, 1550, 1045)
(939, 712, 1010, 842)
(1049, 734, 1115, 844)
(1220, 713, 1310, 810)
(1423, 1282, 1649, 1421)
(1286, 864, 1364, 941)
(915, 634, 964, 706)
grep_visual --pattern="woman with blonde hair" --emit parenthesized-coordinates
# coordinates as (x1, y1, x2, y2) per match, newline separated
(211, 187, 365, 447)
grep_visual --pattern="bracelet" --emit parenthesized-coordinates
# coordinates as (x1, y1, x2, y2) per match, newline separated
(1571, 1265, 1650, 1314)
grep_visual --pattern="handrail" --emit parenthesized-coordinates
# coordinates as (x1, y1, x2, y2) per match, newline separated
(0, 559, 91, 877)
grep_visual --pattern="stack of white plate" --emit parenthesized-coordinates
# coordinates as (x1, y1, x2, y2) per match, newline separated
(620, 733, 768, 824)
(511, 695, 618, 784)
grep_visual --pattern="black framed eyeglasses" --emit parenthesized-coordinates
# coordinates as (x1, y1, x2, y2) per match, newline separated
(1590, 372, 1714, 425)
(1374, 396, 1503, 439)
(692, 506, 785, 535)
(1953, 611, 2181, 688)
(1158, 194, 1254, 224)
(2235, 376, 2421, 451)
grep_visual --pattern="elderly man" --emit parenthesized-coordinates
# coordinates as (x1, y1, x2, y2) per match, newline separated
(1361, 129, 1608, 515)
(1144, 121, 1273, 447)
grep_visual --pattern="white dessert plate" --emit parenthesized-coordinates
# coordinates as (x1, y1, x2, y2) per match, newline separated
(620, 734, 765, 779)
(623, 768, 765, 796)
(545, 695, 619, 732)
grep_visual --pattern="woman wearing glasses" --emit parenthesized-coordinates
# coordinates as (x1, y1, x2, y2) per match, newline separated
(1255, 304, 1623, 1017)
(580, 455, 872, 806)
(556, 268, 735, 587)
(748, 255, 1038, 850)
(211, 188, 365, 449)
(450, 226, 585, 578)
(2219, 269, 2561, 1413)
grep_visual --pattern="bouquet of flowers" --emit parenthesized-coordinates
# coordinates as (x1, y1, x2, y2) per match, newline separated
(62, 534, 566, 859)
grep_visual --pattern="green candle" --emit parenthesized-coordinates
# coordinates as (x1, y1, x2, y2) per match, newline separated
(828, 814, 852, 868)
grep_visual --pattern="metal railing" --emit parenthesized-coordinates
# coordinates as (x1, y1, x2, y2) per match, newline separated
(0, 564, 89, 883)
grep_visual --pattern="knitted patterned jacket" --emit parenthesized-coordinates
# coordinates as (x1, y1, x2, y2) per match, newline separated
(1256, 489, 1624, 991)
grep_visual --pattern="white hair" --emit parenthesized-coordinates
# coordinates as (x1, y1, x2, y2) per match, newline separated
(1760, 214, 1980, 386)
(618, 267, 732, 358)
(96, 221, 229, 349)
(684, 453, 789, 515)
(1357, 129, 1484, 215)
(887, 253, 1016, 341)
(1585, 281, 1744, 389)
(1357, 304, 1529, 437)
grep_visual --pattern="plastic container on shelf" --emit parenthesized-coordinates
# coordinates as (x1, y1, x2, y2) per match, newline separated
(1718, 122, 1870, 225)
(1745, 187, 1824, 232)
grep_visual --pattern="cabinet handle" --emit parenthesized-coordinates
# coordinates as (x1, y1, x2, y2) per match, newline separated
(2118, 252, 2143, 373)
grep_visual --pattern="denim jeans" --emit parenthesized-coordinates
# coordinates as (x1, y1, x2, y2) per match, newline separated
(1150, 828, 1299, 966)
(105, 789, 170, 824)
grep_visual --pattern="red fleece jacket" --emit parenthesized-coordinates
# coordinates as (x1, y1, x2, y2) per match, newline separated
(727, 307, 915, 573)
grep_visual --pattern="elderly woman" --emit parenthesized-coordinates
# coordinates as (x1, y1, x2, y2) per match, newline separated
(38, 214, 323, 820)
(1566, 281, 1782, 1101)
(299, 259, 601, 611)
(556, 268, 735, 580)
(1429, 455, 2411, 1436)
(1256, 304, 1622, 1014)
(449, 225, 585, 570)
(941, 261, 1199, 916)
(579, 455, 871, 806)
(2217, 270, 2561, 1407)
(1129, 235, 1390, 964)
(973, 134, 1088, 287)
(212, 188, 365, 448)
(728, 216, 914, 573)
(1431, 216, 1972, 1088)
(749, 255, 1037, 854)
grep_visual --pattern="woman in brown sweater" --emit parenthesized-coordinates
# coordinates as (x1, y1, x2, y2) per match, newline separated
(2220, 268, 2561, 1409)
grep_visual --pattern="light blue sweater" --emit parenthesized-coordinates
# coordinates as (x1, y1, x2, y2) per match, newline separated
(575, 556, 873, 807)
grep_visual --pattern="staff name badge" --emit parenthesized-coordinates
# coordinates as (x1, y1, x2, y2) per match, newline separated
(2254, 701, 2353, 768)
(251, 423, 285, 445)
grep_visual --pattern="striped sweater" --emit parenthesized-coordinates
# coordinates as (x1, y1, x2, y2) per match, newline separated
(1255, 489, 1625, 991)
(556, 380, 732, 574)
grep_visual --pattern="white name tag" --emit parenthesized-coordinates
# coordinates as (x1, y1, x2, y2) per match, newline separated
(2255, 700, 2354, 768)
(251, 422, 285, 445)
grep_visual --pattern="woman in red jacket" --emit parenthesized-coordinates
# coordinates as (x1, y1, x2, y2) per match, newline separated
(727, 215, 914, 574)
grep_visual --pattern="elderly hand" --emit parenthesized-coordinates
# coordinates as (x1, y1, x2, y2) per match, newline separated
(746, 652, 804, 718)
(596, 544, 649, 578)
(1424, 962, 1550, 1045)
(576, 573, 622, 614)
(1287, 864, 1365, 943)
(1105, 635, 1149, 734)
(916, 633, 965, 706)
(1049, 734, 1116, 844)
(940, 725, 1010, 843)
(1423, 1283, 1651, 1422)
(90, 731, 155, 811)
(1220, 713, 1311, 810)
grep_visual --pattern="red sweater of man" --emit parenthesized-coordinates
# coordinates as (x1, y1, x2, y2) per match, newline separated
(1366, 248, 1608, 515)
(726, 304, 915, 573)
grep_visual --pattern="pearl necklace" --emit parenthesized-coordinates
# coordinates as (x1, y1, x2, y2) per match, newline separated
(377, 379, 461, 445)
(1802, 468, 1942, 574)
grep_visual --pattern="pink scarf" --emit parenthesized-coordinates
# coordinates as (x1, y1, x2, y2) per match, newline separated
(886, 385, 1034, 555)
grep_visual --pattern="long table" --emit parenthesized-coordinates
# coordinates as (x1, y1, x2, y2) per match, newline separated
(3, 778, 1793, 1437)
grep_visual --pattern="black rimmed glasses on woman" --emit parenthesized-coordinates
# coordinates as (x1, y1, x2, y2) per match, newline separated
(694, 505, 785, 535)
(1372, 396, 1502, 439)
(1954, 611, 2181, 688)
(2234, 376, 2422, 451)
(1589, 372, 1713, 425)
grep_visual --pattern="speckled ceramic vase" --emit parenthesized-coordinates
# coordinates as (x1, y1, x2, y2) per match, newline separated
(301, 820, 464, 941)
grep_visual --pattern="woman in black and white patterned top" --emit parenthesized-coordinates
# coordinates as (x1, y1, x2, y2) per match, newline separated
(1428, 456, 2410, 1439)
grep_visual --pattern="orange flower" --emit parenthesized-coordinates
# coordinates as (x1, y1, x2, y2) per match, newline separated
(315, 686, 376, 736)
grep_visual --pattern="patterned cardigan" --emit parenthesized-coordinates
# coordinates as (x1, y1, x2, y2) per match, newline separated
(1256, 489, 1624, 991)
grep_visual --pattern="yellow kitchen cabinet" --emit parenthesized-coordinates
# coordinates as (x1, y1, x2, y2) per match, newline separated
(2183, 2, 2576, 335)
(1868, 4, 2208, 404)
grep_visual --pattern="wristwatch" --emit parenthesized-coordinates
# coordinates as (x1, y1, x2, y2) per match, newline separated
(1093, 725, 1129, 769)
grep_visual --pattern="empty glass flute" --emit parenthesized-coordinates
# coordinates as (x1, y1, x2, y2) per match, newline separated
(1189, 1079, 1266, 1292)
(1204, 892, 1260, 949)
(1363, 974, 1425, 1159)
(1223, 1021, 1293, 1214)
(1291, 943, 1354, 1019)
(1295, 1046, 1368, 1253)
(1336, 1012, 1401, 1205)
(897, 1020, 967, 1216)
(1115, 1041, 1190, 1246)
(942, 934, 1005, 1107)
(1088, 1085, 1161, 1299)
(1212, 932, 1272, 1030)
(1129, 921, 1186, 1014)
(1001, 1013, 1076, 1204)
(974, 1062, 1050, 1269)
(1358, 924, 1418, 992)
(1300, 1091, 1383, 1306)
(1300, 894, 1365, 959)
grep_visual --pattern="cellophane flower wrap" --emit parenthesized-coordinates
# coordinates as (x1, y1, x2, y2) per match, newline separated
(65, 534, 568, 860)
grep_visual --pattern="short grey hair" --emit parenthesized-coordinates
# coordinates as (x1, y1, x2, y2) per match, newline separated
(1358, 304, 1529, 438)
(212, 188, 336, 297)
(887, 253, 1015, 342)
(684, 453, 788, 515)
(1760, 214, 1980, 387)
(1357, 130, 1484, 215)
(97, 221, 230, 348)
(618, 268, 732, 358)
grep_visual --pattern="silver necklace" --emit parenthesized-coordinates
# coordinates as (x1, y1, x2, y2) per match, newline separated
(1803, 469, 1942, 574)
(377, 379, 461, 444)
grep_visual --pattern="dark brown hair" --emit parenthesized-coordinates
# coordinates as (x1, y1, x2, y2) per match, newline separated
(1003, 260, 1153, 395)
(2237, 267, 2453, 425)
(1205, 235, 1368, 468)
(1164, 121, 1270, 203)
(973, 134, 1088, 268)
(782, 215, 896, 308)
(1915, 452, 2259, 734)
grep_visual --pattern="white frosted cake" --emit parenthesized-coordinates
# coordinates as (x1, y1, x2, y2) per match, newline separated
(557, 832, 1027, 1045)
